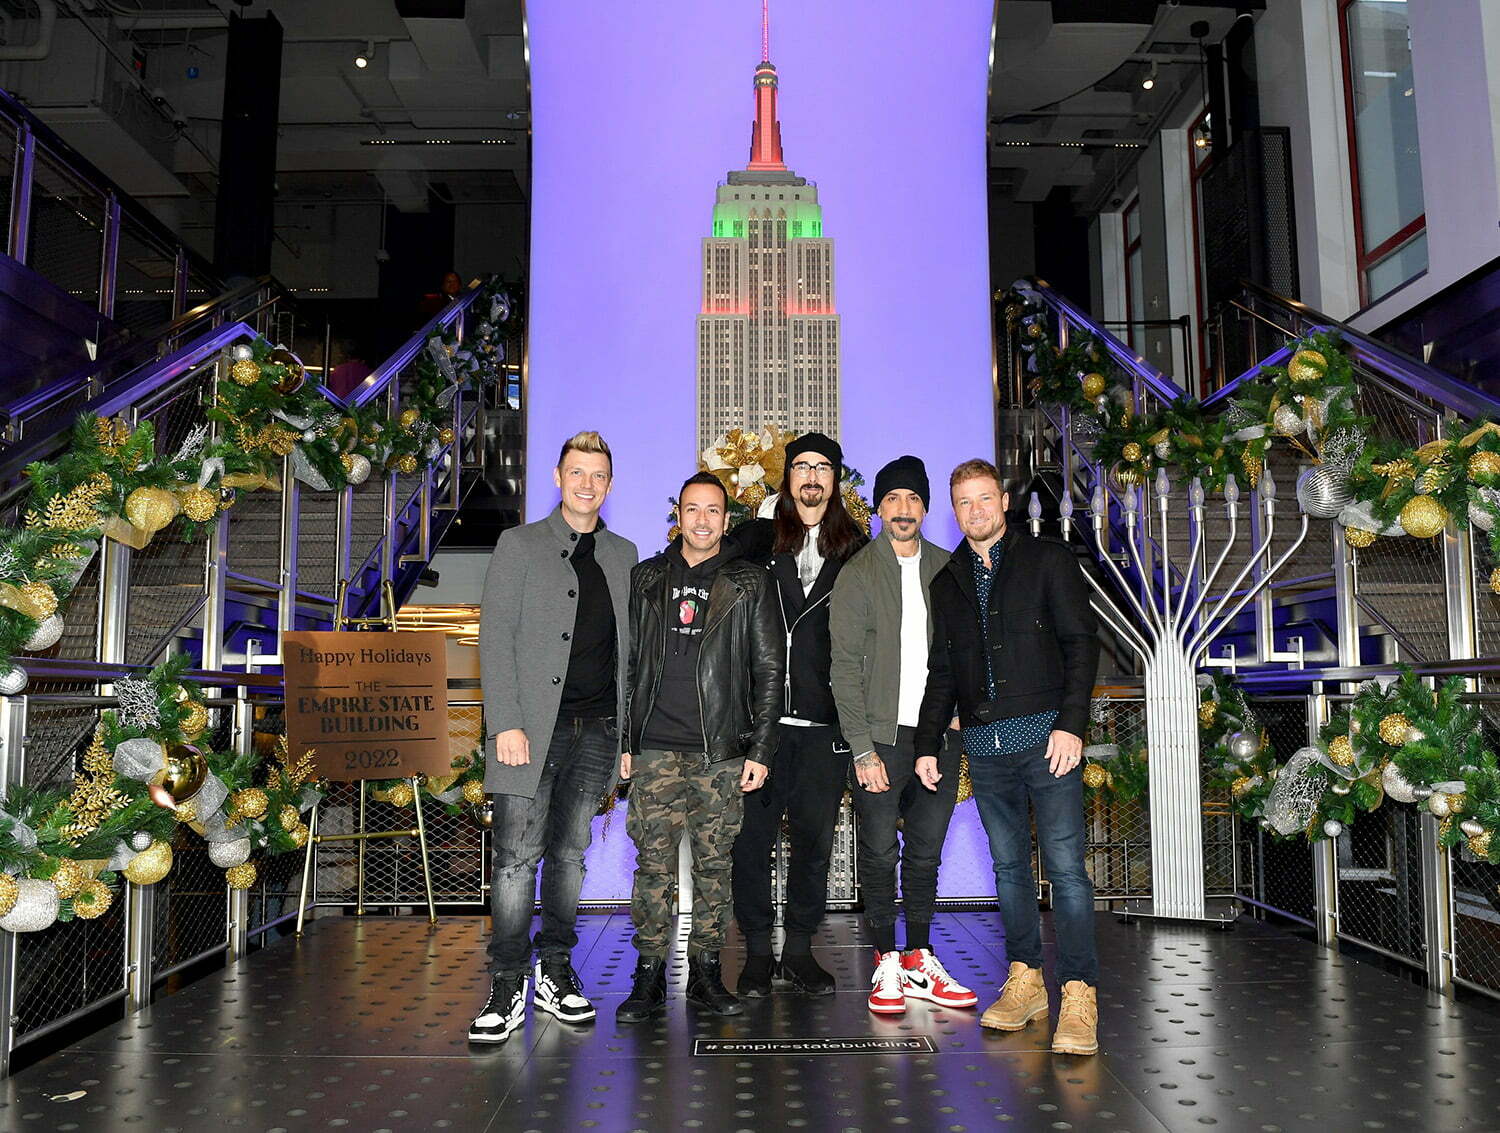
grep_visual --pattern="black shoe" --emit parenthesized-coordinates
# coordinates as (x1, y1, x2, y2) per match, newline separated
(468, 972, 526, 1043)
(779, 950, 836, 995)
(617, 957, 667, 1023)
(737, 954, 775, 998)
(534, 956, 596, 1023)
(687, 951, 744, 1015)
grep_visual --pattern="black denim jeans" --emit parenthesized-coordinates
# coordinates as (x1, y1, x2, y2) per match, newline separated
(731, 723, 849, 954)
(850, 725, 962, 933)
(968, 738, 1099, 984)
(486, 716, 616, 980)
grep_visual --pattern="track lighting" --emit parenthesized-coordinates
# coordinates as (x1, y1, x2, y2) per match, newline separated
(1141, 62, 1157, 91)
(355, 41, 374, 69)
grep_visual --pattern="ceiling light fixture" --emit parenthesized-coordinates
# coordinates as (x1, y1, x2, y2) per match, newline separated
(354, 40, 373, 69)
(1142, 62, 1157, 91)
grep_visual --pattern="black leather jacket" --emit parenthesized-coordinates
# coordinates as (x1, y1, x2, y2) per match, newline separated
(624, 544, 785, 766)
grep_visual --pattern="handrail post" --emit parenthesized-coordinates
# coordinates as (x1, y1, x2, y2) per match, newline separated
(0, 694, 26, 1077)
(7, 123, 32, 263)
(1308, 686, 1339, 948)
(226, 683, 254, 961)
(277, 454, 301, 656)
(98, 194, 121, 322)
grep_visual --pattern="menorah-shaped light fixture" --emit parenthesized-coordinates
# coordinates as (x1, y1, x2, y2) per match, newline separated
(1030, 466, 1309, 922)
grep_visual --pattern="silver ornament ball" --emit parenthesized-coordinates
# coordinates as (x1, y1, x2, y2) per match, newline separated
(1226, 731, 1260, 762)
(344, 454, 372, 485)
(231, 343, 254, 362)
(0, 878, 59, 933)
(1331, 781, 1352, 795)
(1461, 818, 1486, 839)
(130, 831, 153, 852)
(1154, 440, 1172, 461)
(1273, 403, 1305, 437)
(301, 430, 318, 443)
(1469, 501, 1496, 533)
(1296, 464, 1353, 520)
(1412, 784, 1434, 801)
(1428, 791, 1452, 818)
(1322, 819, 1344, 838)
(1381, 762, 1418, 804)
(0, 665, 27, 696)
(208, 838, 253, 868)
(22, 614, 64, 652)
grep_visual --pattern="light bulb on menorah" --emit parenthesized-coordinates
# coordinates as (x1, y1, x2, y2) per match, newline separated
(1027, 465, 1309, 922)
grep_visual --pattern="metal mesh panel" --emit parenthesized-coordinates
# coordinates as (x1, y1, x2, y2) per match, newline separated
(1474, 536, 1500, 671)
(150, 706, 236, 976)
(1334, 799, 1426, 964)
(25, 146, 106, 307)
(112, 215, 177, 338)
(295, 489, 339, 600)
(1453, 699, 1500, 992)
(0, 116, 16, 256)
(1235, 696, 1316, 921)
(1081, 695, 1150, 898)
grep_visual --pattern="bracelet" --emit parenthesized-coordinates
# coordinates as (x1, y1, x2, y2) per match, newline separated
(852, 751, 879, 768)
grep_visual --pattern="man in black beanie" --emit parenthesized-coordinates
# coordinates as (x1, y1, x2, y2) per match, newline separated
(729, 432, 868, 996)
(830, 456, 974, 1015)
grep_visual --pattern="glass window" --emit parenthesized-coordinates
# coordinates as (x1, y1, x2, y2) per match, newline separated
(1340, 0, 1427, 302)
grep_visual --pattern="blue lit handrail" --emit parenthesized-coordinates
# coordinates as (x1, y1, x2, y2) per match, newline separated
(1203, 280, 1500, 421)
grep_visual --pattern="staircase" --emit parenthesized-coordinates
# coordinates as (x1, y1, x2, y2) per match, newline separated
(1006, 277, 1500, 675)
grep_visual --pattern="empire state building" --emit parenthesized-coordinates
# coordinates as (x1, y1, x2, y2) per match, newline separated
(696, 8, 840, 453)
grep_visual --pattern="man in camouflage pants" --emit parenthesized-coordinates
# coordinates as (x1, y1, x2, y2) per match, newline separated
(617, 472, 784, 1021)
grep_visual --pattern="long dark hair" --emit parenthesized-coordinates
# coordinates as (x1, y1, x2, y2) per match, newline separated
(772, 479, 864, 563)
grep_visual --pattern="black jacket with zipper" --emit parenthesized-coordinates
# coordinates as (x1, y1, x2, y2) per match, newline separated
(624, 538, 785, 767)
(914, 525, 1100, 755)
(731, 518, 868, 728)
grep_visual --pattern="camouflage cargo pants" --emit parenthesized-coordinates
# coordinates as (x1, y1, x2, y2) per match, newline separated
(627, 750, 746, 958)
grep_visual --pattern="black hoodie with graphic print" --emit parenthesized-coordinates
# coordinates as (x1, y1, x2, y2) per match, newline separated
(639, 540, 735, 752)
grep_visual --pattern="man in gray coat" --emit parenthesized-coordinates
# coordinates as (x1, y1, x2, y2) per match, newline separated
(469, 431, 638, 1044)
(829, 455, 973, 1017)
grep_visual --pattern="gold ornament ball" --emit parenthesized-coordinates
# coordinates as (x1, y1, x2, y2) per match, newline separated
(1025, 321, 1042, 339)
(231, 787, 269, 820)
(72, 879, 112, 920)
(1328, 735, 1355, 767)
(18, 580, 58, 620)
(225, 862, 257, 890)
(1231, 775, 1254, 797)
(1080, 373, 1107, 400)
(161, 745, 208, 800)
(399, 408, 421, 431)
(1345, 526, 1377, 549)
(1491, 566, 1500, 596)
(438, 427, 456, 447)
(396, 453, 419, 475)
(1122, 442, 1143, 463)
(1467, 450, 1500, 482)
(0, 873, 17, 918)
(1378, 713, 1411, 746)
(1449, 791, 1468, 815)
(50, 858, 86, 900)
(125, 486, 181, 535)
(1399, 494, 1449, 539)
(1081, 763, 1108, 789)
(280, 804, 300, 831)
(289, 823, 309, 849)
(461, 779, 486, 805)
(387, 782, 415, 807)
(123, 840, 173, 886)
(179, 701, 209, 738)
(267, 349, 306, 395)
(180, 487, 218, 523)
(1287, 348, 1328, 383)
(1199, 700, 1217, 726)
(1470, 830, 1493, 859)
(230, 358, 261, 386)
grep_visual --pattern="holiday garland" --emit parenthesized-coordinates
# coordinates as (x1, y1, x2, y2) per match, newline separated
(0, 282, 512, 691)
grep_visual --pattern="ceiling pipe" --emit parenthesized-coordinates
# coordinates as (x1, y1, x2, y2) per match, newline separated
(0, 0, 57, 61)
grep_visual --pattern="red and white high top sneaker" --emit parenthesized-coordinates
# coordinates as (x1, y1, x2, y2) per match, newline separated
(868, 949, 906, 1014)
(900, 948, 979, 1008)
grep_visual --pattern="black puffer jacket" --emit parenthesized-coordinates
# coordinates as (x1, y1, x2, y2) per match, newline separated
(625, 540, 785, 766)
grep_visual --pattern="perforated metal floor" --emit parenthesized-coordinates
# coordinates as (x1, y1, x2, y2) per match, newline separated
(5, 910, 1500, 1131)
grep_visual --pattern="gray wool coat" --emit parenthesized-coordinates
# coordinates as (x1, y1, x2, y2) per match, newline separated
(478, 507, 638, 798)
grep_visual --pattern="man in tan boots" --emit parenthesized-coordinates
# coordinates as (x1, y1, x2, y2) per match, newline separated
(914, 458, 1100, 1055)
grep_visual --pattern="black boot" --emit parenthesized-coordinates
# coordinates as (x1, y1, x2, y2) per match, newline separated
(616, 956, 667, 1023)
(779, 950, 836, 996)
(737, 953, 775, 999)
(686, 951, 743, 1015)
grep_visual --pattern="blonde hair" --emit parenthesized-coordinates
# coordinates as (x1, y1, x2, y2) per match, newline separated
(557, 430, 613, 474)
(949, 457, 1004, 494)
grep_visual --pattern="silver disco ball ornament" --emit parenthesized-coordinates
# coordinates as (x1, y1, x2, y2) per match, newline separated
(1273, 403, 1305, 437)
(1412, 784, 1434, 801)
(1322, 819, 1344, 838)
(130, 831, 153, 852)
(1296, 464, 1353, 519)
(22, 615, 63, 652)
(1154, 440, 1172, 460)
(1381, 762, 1418, 804)
(1226, 731, 1260, 762)
(231, 343, 254, 362)
(0, 665, 27, 696)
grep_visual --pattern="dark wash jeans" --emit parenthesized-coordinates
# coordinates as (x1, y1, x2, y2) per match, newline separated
(486, 716, 616, 980)
(967, 738, 1099, 985)
(731, 723, 849, 953)
(850, 725, 962, 932)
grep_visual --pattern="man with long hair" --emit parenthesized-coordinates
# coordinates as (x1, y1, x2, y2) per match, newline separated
(730, 433, 868, 996)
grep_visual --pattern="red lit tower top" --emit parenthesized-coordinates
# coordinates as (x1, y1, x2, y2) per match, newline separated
(747, 0, 787, 172)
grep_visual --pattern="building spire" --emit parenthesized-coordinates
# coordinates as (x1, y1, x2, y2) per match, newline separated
(747, 0, 786, 171)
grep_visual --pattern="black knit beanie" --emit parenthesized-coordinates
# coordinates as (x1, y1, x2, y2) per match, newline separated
(783, 432, 843, 481)
(873, 455, 930, 510)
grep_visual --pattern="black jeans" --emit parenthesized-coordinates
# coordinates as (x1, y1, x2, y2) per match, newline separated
(731, 723, 849, 954)
(486, 716, 616, 980)
(850, 726, 962, 932)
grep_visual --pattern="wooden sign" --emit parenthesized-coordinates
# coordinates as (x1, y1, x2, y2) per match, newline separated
(284, 630, 451, 781)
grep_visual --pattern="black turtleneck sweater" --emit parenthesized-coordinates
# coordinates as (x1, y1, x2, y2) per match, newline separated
(640, 541, 732, 752)
(558, 528, 617, 718)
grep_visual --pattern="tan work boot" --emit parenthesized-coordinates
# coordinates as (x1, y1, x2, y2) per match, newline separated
(980, 961, 1048, 1031)
(1051, 981, 1098, 1055)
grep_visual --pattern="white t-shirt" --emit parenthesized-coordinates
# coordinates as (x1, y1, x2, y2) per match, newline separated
(896, 548, 927, 728)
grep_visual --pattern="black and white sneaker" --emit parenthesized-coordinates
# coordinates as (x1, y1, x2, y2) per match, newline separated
(534, 957, 596, 1023)
(468, 973, 526, 1043)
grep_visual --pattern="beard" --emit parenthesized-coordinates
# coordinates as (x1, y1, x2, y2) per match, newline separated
(798, 483, 827, 504)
